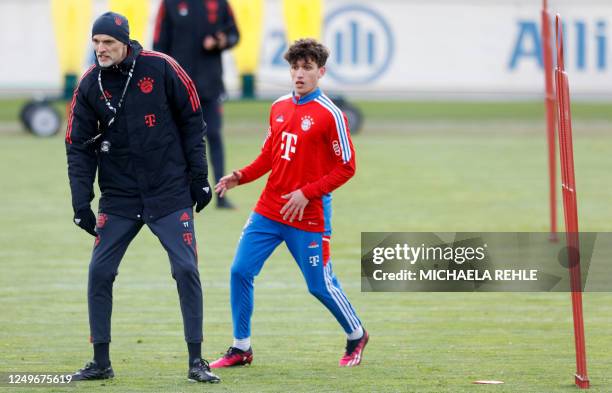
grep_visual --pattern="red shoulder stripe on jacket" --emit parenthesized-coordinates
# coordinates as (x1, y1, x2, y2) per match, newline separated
(206, 0, 219, 24)
(140, 50, 200, 112)
(65, 64, 96, 144)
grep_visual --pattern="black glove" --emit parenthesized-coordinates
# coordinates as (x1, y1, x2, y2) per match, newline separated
(73, 208, 97, 237)
(190, 179, 212, 213)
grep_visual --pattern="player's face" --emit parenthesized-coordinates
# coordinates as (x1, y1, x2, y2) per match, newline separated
(93, 34, 127, 68)
(290, 58, 325, 96)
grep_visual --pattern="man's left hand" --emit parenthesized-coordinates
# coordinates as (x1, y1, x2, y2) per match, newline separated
(215, 32, 227, 48)
(203, 35, 217, 50)
(191, 179, 213, 213)
(280, 190, 309, 222)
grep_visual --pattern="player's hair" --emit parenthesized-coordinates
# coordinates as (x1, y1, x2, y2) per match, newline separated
(283, 38, 330, 67)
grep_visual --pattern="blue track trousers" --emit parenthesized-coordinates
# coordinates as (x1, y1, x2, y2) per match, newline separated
(88, 208, 203, 344)
(231, 212, 362, 339)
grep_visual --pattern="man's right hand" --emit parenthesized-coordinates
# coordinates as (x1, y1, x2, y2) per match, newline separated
(214, 170, 242, 198)
(73, 208, 97, 237)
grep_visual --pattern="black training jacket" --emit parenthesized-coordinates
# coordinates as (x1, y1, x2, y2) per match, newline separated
(153, 0, 240, 100)
(65, 41, 208, 222)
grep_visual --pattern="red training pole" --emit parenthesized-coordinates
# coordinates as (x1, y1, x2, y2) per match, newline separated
(541, 0, 557, 242)
(554, 14, 589, 389)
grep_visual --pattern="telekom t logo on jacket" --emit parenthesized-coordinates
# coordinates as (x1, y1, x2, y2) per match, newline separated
(280, 131, 298, 161)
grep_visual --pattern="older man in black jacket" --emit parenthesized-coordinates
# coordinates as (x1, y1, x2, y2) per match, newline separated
(66, 11, 218, 383)
(153, 0, 240, 209)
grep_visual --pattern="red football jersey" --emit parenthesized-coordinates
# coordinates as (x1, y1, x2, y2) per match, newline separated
(238, 89, 356, 232)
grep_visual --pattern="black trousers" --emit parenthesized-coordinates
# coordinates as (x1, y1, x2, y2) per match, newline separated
(87, 208, 203, 344)
(201, 97, 225, 184)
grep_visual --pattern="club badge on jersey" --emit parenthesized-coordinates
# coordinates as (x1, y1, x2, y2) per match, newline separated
(301, 115, 314, 131)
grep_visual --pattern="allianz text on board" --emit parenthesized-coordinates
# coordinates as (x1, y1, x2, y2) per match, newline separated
(510, 19, 608, 71)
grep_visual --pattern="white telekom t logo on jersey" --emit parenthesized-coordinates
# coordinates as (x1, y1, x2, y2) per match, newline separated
(280, 131, 298, 161)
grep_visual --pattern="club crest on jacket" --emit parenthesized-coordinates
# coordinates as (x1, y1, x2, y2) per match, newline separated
(138, 77, 154, 94)
(178, 1, 189, 16)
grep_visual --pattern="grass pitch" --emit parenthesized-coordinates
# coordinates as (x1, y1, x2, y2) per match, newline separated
(0, 100, 611, 392)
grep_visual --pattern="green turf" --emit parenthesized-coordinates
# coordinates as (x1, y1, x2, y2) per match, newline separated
(1, 101, 611, 392)
(354, 101, 612, 122)
(1, 97, 611, 124)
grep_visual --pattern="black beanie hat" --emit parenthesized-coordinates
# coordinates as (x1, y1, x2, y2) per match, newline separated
(92, 12, 130, 45)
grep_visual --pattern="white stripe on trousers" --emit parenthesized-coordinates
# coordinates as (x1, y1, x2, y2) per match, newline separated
(323, 263, 360, 331)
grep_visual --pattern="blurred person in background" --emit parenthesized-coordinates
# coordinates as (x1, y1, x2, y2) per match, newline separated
(65, 11, 219, 384)
(154, 0, 240, 209)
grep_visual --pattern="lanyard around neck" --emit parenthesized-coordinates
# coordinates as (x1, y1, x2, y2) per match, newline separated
(97, 59, 136, 127)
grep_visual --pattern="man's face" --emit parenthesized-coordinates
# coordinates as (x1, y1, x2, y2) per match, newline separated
(92, 34, 127, 68)
(290, 58, 325, 96)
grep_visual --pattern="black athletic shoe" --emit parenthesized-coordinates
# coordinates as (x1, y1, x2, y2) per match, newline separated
(72, 361, 114, 381)
(216, 196, 236, 209)
(188, 359, 220, 383)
